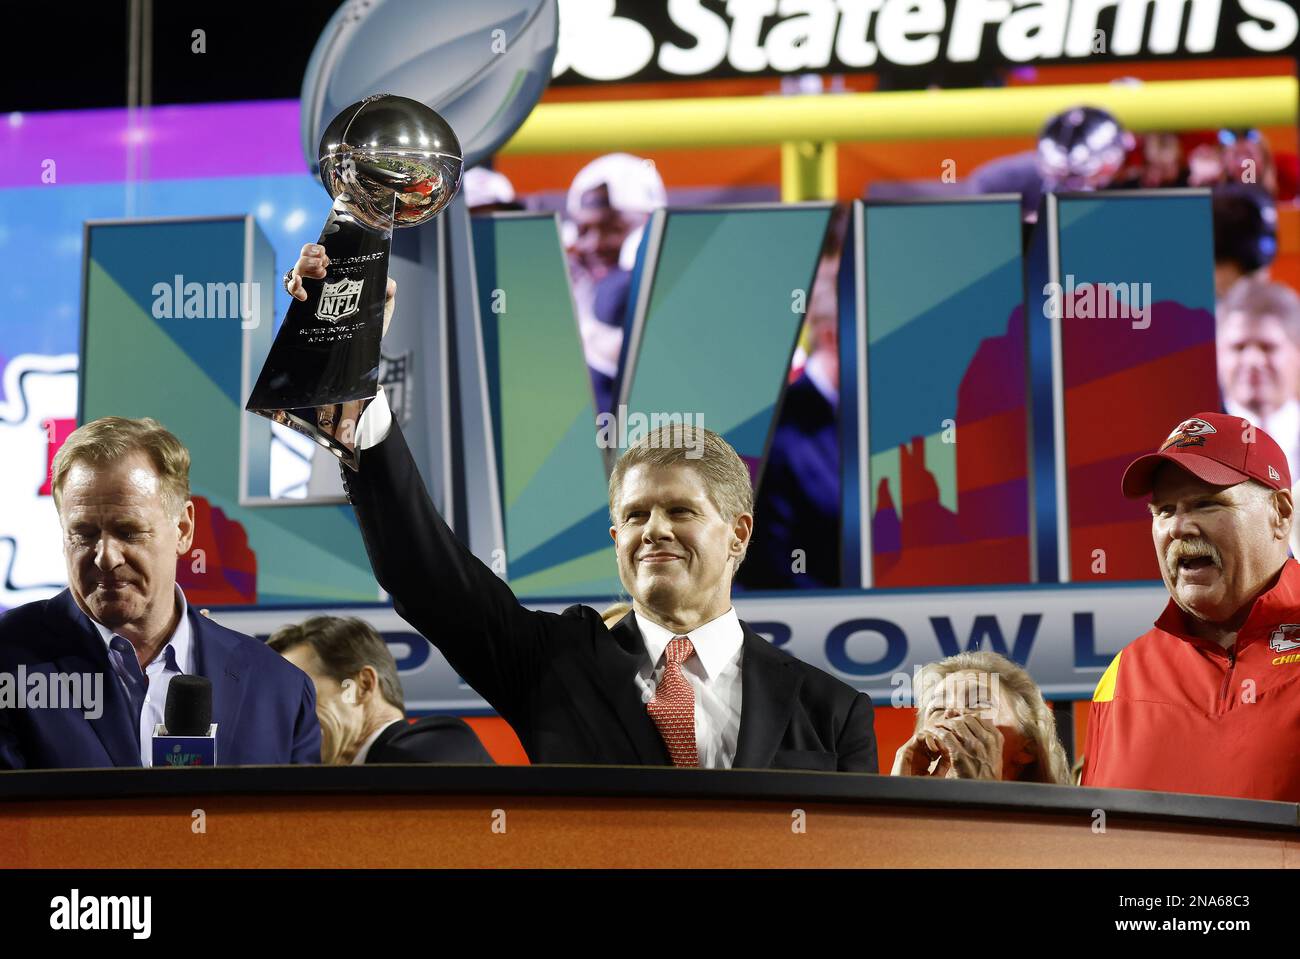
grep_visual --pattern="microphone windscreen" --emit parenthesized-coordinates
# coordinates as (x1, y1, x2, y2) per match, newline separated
(165, 675, 213, 736)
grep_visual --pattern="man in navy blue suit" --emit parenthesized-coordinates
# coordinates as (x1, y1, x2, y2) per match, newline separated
(0, 416, 320, 768)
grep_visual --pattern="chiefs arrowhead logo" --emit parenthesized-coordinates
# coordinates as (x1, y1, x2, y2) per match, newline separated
(1161, 417, 1216, 451)
(1269, 625, 1300, 654)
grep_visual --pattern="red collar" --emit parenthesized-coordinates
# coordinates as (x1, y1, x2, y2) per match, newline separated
(1153, 558, 1299, 653)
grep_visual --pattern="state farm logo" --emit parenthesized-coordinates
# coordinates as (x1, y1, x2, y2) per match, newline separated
(316, 278, 363, 324)
(552, 0, 1300, 83)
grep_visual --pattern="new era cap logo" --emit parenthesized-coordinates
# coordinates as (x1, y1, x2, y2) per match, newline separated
(1269, 465, 1281, 482)
(1162, 417, 1216, 450)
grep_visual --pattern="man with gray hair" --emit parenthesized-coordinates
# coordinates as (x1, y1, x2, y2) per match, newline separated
(1082, 412, 1300, 801)
(293, 260, 877, 770)
(0, 416, 320, 768)
(1217, 279, 1300, 482)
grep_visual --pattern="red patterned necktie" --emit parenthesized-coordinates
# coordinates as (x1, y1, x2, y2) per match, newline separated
(647, 635, 698, 767)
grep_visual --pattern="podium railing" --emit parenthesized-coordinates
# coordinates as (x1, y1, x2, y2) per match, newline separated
(1, 766, 1296, 868)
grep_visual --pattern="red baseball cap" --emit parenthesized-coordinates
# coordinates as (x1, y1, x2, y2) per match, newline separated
(1120, 412, 1291, 499)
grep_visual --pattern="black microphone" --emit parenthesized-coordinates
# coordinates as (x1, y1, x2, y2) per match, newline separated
(165, 675, 212, 735)
(152, 676, 217, 766)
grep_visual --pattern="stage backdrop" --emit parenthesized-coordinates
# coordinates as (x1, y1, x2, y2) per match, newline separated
(81, 216, 378, 607)
(4, 129, 1229, 705)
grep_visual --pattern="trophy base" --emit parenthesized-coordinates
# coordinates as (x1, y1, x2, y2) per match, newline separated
(252, 396, 375, 472)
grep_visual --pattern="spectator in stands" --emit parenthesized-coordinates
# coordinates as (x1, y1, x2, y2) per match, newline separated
(563, 153, 666, 415)
(969, 105, 1133, 222)
(1216, 280, 1300, 480)
(463, 166, 523, 214)
(1190, 128, 1280, 198)
(1212, 187, 1278, 300)
(1134, 132, 1186, 189)
(891, 651, 1071, 784)
(269, 616, 492, 765)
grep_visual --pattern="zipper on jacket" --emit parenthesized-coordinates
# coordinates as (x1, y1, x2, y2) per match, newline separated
(1218, 644, 1238, 713)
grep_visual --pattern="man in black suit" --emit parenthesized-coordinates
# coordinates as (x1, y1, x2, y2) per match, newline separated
(268, 616, 492, 765)
(285, 251, 877, 772)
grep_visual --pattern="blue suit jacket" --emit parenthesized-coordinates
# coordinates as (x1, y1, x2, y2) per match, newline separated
(0, 589, 320, 768)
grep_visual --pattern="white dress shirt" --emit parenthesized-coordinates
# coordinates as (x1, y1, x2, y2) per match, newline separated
(803, 349, 838, 411)
(89, 584, 195, 766)
(356, 385, 394, 450)
(634, 608, 744, 769)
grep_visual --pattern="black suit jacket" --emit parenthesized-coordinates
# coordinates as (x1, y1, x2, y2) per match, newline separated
(343, 422, 877, 772)
(366, 716, 495, 765)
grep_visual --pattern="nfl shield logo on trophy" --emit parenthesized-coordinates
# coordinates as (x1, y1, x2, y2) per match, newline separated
(316, 277, 364, 324)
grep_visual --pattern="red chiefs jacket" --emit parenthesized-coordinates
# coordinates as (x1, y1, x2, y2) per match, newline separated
(1082, 559, 1300, 802)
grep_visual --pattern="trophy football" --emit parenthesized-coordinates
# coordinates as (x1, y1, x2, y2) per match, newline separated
(245, 93, 463, 470)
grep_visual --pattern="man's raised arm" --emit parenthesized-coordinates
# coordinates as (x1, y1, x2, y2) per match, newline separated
(279, 235, 564, 725)
(342, 399, 555, 724)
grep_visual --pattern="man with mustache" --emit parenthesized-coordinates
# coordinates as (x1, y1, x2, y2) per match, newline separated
(1081, 412, 1300, 801)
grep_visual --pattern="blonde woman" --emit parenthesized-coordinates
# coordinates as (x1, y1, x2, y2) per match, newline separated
(891, 651, 1072, 785)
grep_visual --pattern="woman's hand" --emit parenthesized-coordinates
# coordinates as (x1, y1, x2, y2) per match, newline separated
(891, 713, 1005, 780)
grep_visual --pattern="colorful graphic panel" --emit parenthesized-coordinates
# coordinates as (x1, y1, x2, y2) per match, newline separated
(82, 218, 380, 606)
(624, 205, 833, 469)
(865, 199, 1030, 587)
(1055, 191, 1220, 582)
(472, 214, 620, 597)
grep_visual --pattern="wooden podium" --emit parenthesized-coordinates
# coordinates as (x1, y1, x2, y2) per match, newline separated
(1, 766, 1297, 869)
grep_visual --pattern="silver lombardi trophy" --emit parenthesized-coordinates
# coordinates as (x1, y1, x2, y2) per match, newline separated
(245, 93, 463, 470)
